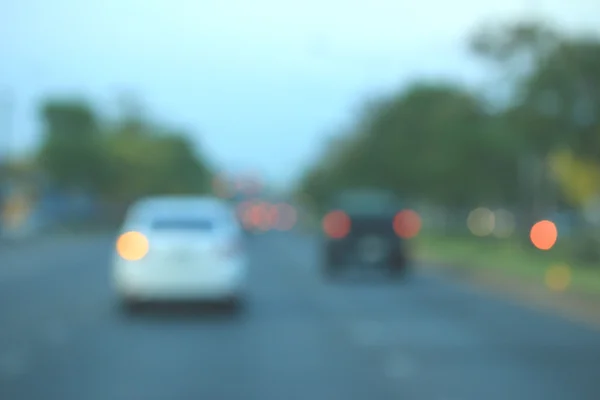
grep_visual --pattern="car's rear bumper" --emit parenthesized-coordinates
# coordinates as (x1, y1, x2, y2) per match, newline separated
(113, 258, 247, 301)
(325, 236, 408, 266)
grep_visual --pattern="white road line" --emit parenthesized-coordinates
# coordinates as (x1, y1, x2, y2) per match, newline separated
(0, 346, 31, 381)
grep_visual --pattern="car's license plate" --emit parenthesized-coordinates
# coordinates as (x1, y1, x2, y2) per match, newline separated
(359, 236, 385, 263)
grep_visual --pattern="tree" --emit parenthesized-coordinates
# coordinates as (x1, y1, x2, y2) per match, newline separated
(549, 149, 600, 208)
(523, 38, 600, 160)
(36, 96, 214, 205)
(296, 17, 600, 230)
(103, 116, 213, 202)
(469, 19, 560, 90)
(37, 99, 112, 193)
(296, 81, 523, 210)
(469, 19, 600, 194)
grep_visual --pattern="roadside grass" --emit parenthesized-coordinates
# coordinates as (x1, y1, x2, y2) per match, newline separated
(414, 232, 600, 295)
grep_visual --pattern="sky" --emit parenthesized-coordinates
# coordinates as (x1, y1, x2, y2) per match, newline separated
(1, 0, 599, 189)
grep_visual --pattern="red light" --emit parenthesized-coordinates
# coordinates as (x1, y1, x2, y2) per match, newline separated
(393, 209, 421, 239)
(264, 203, 279, 230)
(244, 203, 264, 228)
(530, 220, 558, 250)
(323, 210, 351, 239)
(256, 203, 273, 231)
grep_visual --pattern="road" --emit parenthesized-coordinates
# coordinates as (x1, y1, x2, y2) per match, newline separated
(1, 232, 599, 400)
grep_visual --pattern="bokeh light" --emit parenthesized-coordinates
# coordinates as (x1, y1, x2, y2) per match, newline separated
(582, 197, 600, 226)
(393, 209, 421, 239)
(545, 264, 571, 291)
(255, 202, 271, 231)
(530, 220, 558, 250)
(467, 207, 495, 237)
(116, 231, 149, 261)
(264, 203, 279, 229)
(323, 210, 351, 239)
(493, 209, 516, 238)
(246, 202, 264, 229)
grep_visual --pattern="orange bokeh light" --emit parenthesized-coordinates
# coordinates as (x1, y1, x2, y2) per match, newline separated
(530, 220, 558, 250)
(240, 201, 297, 232)
(116, 231, 149, 261)
(393, 209, 421, 239)
(264, 203, 279, 229)
(247, 203, 264, 228)
(323, 210, 351, 239)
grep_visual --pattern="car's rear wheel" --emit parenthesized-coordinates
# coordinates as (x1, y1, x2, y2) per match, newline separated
(387, 250, 408, 278)
(389, 258, 409, 279)
(389, 264, 409, 279)
(323, 258, 344, 280)
(323, 245, 342, 280)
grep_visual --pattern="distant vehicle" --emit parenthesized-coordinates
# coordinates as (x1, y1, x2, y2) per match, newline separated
(112, 195, 247, 312)
(321, 188, 411, 279)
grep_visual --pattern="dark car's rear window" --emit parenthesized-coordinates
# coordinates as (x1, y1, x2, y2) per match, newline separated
(151, 219, 214, 230)
(335, 190, 399, 215)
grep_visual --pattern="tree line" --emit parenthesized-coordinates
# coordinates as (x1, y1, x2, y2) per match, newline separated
(295, 18, 600, 229)
(35, 95, 214, 206)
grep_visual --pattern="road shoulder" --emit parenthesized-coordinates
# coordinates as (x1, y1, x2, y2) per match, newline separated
(417, 259, 600, 330)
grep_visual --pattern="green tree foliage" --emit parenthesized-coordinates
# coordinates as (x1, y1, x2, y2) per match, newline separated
(36, 97, 214, 203)
(296, 18, 600, 217)
(37, 100, 110, 192)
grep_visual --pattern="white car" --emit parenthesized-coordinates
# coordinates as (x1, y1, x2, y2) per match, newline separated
(112, 196, 248, 311)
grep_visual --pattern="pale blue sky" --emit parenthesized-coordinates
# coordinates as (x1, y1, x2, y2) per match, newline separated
(1, 0, 599, 188)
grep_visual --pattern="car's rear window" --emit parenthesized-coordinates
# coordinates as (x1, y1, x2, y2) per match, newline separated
(151, 219, 214, 230)
(336, 191, 398, 215)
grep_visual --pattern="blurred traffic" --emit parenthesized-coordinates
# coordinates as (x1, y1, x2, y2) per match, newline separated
(113, 196, 248, 311)
(2, 3, 600, 400)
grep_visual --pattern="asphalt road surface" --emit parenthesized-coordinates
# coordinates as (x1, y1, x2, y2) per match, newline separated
(1, 232, 599, 400)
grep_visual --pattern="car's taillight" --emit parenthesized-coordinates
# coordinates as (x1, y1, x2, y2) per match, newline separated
(116, 231, 149, 261)
(323, 210, 351, 239)
(393, 209, 421, 239)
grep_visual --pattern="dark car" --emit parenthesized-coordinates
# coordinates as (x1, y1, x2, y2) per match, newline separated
(321, 188, 414, 279)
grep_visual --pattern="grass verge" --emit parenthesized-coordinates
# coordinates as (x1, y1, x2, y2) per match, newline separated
(414, 233, 600, 296)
